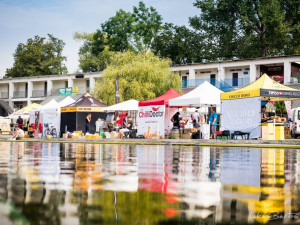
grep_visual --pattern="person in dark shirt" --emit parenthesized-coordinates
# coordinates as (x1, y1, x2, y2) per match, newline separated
(85, 113, 91, 134)
(120, 116, 133, 138)
(16, 116, 23, 129)
(192, 119, 201, 139)
(122, 113, 128, 128)
(171, 112, 180, 128)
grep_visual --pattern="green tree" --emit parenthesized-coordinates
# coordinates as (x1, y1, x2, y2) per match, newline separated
(190, 0, 300, 59)
(94, 51, 181, 105)
(101, 1, 162, 52)
(6, 34, 67, 77)
(275, 101, 287, 116)
(152, 23, 206, 64)
(74, 32, 113, 72)
(75, 2, 163, 72)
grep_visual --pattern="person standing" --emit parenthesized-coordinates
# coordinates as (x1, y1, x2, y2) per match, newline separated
(192, 110, 200, 123)
(209, 108, 218, 139)
(85, 113, 91, 134)
(16, 116, 23, 129)
(171, 112, 180, 128)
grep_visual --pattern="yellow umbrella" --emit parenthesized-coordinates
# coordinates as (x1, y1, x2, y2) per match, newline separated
(14, 103, 42, 115)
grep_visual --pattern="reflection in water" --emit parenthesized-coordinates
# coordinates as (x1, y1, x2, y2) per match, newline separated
(0, 142, 299, 224)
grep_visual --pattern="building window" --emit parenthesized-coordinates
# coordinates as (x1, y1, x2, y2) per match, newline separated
(86, 80, 90, 89)
(182, 76, 188, 88)
(210, 74, 216, 86)
(233, 73, 238, 86)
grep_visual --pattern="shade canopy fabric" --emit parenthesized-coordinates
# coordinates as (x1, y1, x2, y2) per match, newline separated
(104, 99, 139, 111)
(39, 99, 58, 110)
(221, 74, 300, 101)
(61, 93, 107, 112)
(57, 96, 75, 107)
(138, 88, 182, 106)
(14, 103, 42, 115)
(169, 81, 223, 107)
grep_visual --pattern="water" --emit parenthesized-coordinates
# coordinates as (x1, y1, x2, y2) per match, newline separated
(0, 142, 299, 225)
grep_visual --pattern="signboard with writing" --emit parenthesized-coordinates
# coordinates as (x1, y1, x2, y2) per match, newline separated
(137, 105, 165, 139)
(59, 87, 77, 95)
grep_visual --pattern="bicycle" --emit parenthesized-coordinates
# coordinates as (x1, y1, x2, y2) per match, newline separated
(44, 123, 57, 138)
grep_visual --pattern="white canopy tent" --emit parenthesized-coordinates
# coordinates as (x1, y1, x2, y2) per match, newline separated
(169, 81, 223, 139)
(29, 97, 75, 136)
(40, 97, 75, 136)
(169, 81, 223, 107)
(103, 99, 139, 111)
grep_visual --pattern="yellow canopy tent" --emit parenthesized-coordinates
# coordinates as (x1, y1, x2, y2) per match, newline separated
(221, 74, 300, 101)
(220, 74, 300, 139)
(14, 103, 42, 115)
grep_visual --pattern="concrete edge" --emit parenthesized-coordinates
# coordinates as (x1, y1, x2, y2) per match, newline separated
(2, 138, 300, 149)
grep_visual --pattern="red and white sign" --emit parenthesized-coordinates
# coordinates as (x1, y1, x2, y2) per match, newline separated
(138, 105, 165, 139)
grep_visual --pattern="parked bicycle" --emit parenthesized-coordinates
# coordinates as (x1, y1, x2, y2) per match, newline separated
(44, 123, 57, 138)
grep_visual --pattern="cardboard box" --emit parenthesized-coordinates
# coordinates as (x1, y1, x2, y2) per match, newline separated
(184, 128, 197, 133)
(181, 133, 192, 139)
(110, 131, 121, 139)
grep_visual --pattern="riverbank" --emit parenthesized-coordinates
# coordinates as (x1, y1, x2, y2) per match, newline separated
(2, 136, 300, 148)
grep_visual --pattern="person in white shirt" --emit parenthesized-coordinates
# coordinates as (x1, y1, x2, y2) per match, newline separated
(191, 110, 200, 123)
(12, 127, 24, 140)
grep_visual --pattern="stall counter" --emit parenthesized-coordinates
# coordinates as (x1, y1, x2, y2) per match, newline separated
(261, 123, 284, 140)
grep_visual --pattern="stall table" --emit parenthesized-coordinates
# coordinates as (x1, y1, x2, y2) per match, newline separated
(261, 123, 284, 140)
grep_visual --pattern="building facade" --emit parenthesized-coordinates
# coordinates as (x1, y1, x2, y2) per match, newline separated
(171, 55, 300, 92)
(0, 72, 99, 110)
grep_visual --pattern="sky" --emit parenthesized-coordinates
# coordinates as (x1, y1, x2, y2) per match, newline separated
(0, 0, 199, 76)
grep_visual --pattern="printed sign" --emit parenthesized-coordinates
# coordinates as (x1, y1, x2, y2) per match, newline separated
(137, 105, 165, 139)
(261, 89, 300, 98)
(59, 87, 78, 95)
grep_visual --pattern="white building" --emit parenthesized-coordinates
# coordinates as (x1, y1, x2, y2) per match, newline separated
(171, 55, 300, 92)
(0, 72, 99, 113)
(1, 55, 300, 115)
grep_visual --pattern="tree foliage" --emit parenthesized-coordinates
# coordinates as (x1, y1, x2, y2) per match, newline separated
(94, 51, 181, 105)
(6, 34, 67, 77)
(74, 32, 113, 72)
(275, 101, 287, 115)
(190, 0, 300, 59)
(152, 23, 205, 64)
(75, 1, 164, 72)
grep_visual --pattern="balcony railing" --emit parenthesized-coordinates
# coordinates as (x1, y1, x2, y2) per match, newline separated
(32, 90, 46, 98)
(182, 78, 250, 92)
(1, 92, 8, 99)
(224, 78, 250, 87)
(13, 91, 27, 98)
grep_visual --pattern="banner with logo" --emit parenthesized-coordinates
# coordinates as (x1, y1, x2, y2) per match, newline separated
(138, 105, 165, 139)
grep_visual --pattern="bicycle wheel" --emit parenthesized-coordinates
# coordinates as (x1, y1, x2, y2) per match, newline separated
(52, 129, 57, 138)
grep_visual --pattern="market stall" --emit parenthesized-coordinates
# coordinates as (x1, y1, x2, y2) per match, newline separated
(39, 97, 75, 137)
(169, 81, 223, 139)
(138, 88, 181, 139)
(60, 93, 108, 134)
(9, 103, 42, 123)
(104, 99, 139, 129)
(220, 74, 300, 140)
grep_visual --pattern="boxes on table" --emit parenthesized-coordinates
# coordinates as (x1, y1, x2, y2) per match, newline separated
(181, 133, 192, 139)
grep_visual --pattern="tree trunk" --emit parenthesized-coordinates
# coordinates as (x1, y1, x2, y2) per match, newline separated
(260, 24, 267, 57)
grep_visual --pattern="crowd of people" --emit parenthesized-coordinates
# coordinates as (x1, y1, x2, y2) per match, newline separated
(171, 108, 218, 139)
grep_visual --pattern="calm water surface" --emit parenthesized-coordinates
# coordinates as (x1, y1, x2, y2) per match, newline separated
(0, 142, 299, 225)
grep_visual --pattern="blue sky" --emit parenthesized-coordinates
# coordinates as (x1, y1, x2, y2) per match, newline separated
(0, 0, 199, 75)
